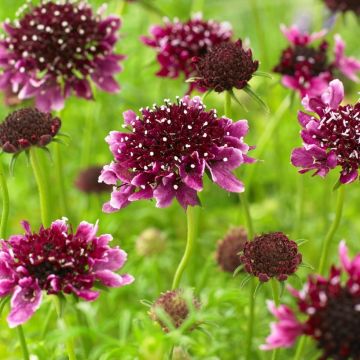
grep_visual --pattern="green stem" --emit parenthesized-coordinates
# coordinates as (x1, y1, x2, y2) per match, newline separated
(294, 176, 305, 238)
(191, 0, 205, 13)
(0, 159, 9, 239)
(224, 91, 232, 118)
(117, 0, 128, 15)
(30, 148, 51, 227)
(17, 325, 30, 360)
(171, 206, 197, 289)
(271, 279, 280, 360)
(54, 143, 69, 219)
(293, 336, 306, 360)
(318, 185, 345, 275)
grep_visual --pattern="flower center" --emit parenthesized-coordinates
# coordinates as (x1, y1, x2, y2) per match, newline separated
(307, 288, 360, 359)
(119, 99, 225, 176)
(274, 42, 331, 82)
(317, 103, 360, 173)
(6, 2, 115, 77)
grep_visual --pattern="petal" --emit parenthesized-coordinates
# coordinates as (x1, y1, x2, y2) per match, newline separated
(95, 270, 134, 287)
(207, 163, 244, 192)
(321, 79, 344, 109)
(93, 248, 127, 271)
(91, 74, 120, 93)
(75, 221, 98, 243)
(175, 185, 200, 209)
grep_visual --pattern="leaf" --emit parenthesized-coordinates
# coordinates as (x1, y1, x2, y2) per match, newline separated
(39, 146, 53, 164)
(279, 281, 285, 299)
(139, 299, 153, 308)
(229, 89, 248, 112)
(253, 281, 263, 299)
(185, 77, 202, 83)
(201, 89, 213, 101)
(296, 239, 309, 247)
(53, 293, 67, 318)
(239, 274, 252, 289)
(292, 273, 303, 287)
(299, 262, 314, 270)
(253, 71, 272, 79)
(243, 85, 269, 112)
(333, 180, 342, 191)
(0, 296, 10, 316)
(195, 326, 213, 339)
(9, 152, 21, 176)
(233, 264, 244, 277)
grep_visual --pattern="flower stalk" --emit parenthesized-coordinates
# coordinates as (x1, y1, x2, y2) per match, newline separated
(17, 325, 30, 360)
(0, 159, 9, 239)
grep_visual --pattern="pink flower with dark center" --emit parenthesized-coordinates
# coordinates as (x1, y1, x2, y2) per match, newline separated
(261, 241, 360, 359)
(0, 1, 124, 112)
(291, 79, 360, 184)
(323, 0, 360, 16)
(0, 107, 61, 153)
(0, 219, 133, 328)
(273, 25, 360, 97)
(100, 96, 254, 211)
(193, 39, 259, 93)
(240, 232, 302, 282)
(141, 14, 232, 92)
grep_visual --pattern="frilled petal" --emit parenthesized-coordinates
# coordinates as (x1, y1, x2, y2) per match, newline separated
(75, 221, 98, 243)
(207, 163, 244, 192)
(321, 79, 344, 109)
(175, 185, 200, 209)
(91, 74, 120, 93)
(179, 152, 205, 191)
(8, 279, 42, 328)
(109, 186, 134, 210)
(93, 248, 127, 271)
(95, 270, 134, 287)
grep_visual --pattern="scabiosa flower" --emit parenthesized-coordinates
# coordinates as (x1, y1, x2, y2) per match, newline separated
(215, 227, 247, 273)
(291, 79, 360, 184)
(0, 219, 133, 327)
(0, 107, 60, 154)
(136, 228, 166, 257)
(193, 39, 259, 93)
(273, 25, 360, 98)
(99, 96, 254, 211)
(141, 14, 232, 92)
(323, 0, 360, 16)
(261, 241, 360, 359)
(75, 166, 112, 194)
(0, 1, 124, 112)
(149, 289, 201, 332)
(240, 232, 302, 282)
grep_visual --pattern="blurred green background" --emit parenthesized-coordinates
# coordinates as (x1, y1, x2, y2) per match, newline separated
(0, 0, 359, 359)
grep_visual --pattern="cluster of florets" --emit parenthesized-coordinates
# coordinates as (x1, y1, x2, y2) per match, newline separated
(262, 242, 360, 360)
(273, 25, 360, 97)
(100, 96, 254, 211)
(0, 0, 124, 111)
(291, 79, 360, 184)
(240, 232, 302, 282)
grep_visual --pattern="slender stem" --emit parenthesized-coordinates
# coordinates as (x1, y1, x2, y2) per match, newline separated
(224, 91, 232, 118)
(293, 336, 306, 360)
(171, 206, 197, 289)
(17, 325, 30, 360)
(54, 143, 69, 219)
(0, 159, 9, 239)
(191, 0, 205, 13)
(294, 175, 305, 238)
(318, 185, 345, 275)
(271, 279, 280, 360)
(30, 148, 51, 227)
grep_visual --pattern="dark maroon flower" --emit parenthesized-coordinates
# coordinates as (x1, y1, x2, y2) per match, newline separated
(193, 40, 259, 92)
(240, 232, 302, 282)
(0, 107, 60, 153)
(149, 289, 201, 332)
(99, 96, 254, 211)
(261, 241, 360, 359)
(0, 219, 133, 327)
(216, 227, 247, 273)
(291, 79, 360, 184)
(75, 166, 112, 194)
(323, 0, 360, 15)
(141, 14, 232, 92)
(0, 1, 124, 112)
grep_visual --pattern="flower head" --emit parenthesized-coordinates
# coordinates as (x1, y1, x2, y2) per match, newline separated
(75, 166, 112, 194)
(0, 107, 60, 153)
(240, 232, 302, 282)
(100, 96, 254, 211)
(323, 0, 360, 16)
(136, 228, 166, 257)
(215, 227, 247, 273)
(0, 219, 133, 327)
(0, 1, 124, 112)
(291, 79, 360, 184)
(193, 40, 259, 93)
(274, 25, 360, 98)
(261, 241, 360, 359)
(141, 14, 232, 92)
(149, 289, 201, 332)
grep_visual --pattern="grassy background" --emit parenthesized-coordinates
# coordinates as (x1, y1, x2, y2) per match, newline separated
(0, 0, 359, 359)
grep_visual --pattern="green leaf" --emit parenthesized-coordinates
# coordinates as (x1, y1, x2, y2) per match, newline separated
(9, 152, 21, 176)
(39, 146, 53, 164)
(243, 85, 269, 112)
(140, 299, 153, 308)
(279, 281, 286, 299)
(333, 180, 342, 191)
(201, 89, 213, 101)
(0, 296, 10, 316)
(53, 293, 67, 318)
(253, 281, 263, 299)
(292, 273, 303, 287)
(233, 264, 244, 277)
(253, 71, 272, 79)
(239, 274, 252, 289)
(296, 239, 309, 247)
(299, 261, 314, 270)
(229, 89, 248, 112)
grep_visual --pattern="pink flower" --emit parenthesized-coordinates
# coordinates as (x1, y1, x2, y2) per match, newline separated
(260, 301, 303, 350)
(0, 1, 124, 112)
(274, 25, 360, 98)
(291, 79, 360, 184)
(261, 242, 360, 359)
(100, 96, 255, 211)
(0, 219, 133, 328)
(141, 14, 232, 93)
